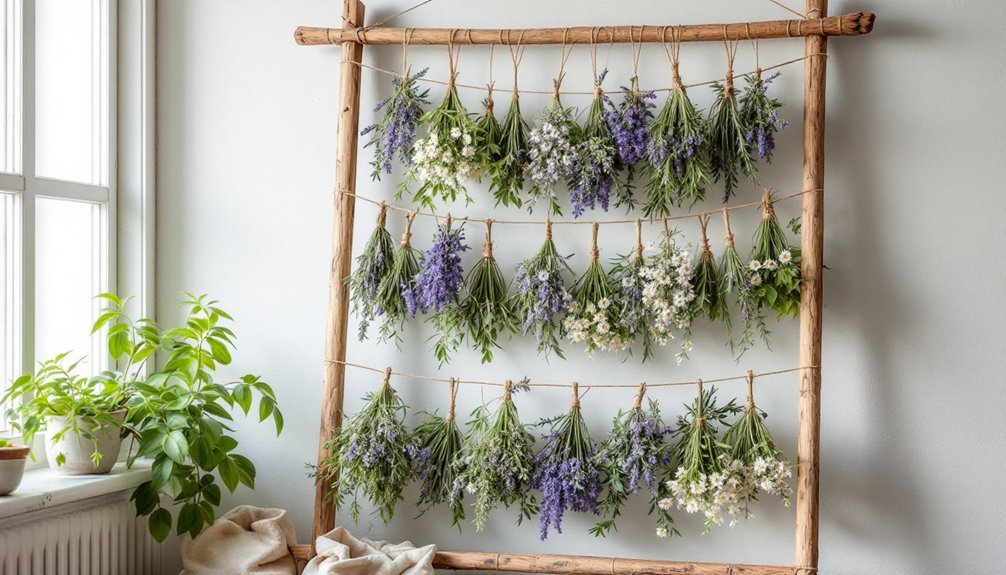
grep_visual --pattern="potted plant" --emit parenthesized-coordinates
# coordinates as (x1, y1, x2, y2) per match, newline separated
(94, 293, 283, 542)
(0, 439, 31, 495)
(2, 353, 129, 474)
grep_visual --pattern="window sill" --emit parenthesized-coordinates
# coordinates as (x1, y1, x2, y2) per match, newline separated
(0, 460, 151, 520)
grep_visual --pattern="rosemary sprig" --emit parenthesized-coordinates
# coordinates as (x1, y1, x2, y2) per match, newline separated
(414, 381, 465, 527)
(361, 68, 429, 181)
(690, 215, 728, 325)
(374, 213, 422, 346)
(644, 75, 710, 216)
(488, 91, 528, 208)
(718, 208, 758, 356)
(708, 51, 757, 202)
(347, 206, 396, 341)
(510, 223, 573, 360)
(460, 221, 518, 363)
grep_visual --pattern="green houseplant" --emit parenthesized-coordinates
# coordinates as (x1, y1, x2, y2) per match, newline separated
(2, 353, 129, 474)
(94, 293, 283, 541)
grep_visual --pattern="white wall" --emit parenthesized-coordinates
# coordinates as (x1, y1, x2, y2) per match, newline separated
(156, 2, 1006, 574)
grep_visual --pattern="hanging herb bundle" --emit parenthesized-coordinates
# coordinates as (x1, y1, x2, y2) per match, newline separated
(667, 382, 743, 532)
(739, 66, 787, 163)
(361, 67, 430, 181)
(414, 379, 466, 526)
(474, 85, 503, 178)
(320, 369, 425, 524)
(718, 208, 763, 357)
(347, 204, 396, 341)
(459, 220, 518, 363)
(527, 97, 580, 215)
(563, 224, 633, 356)
(708, 42, 757, 202)
(591, 385, 677, 539)
(610, 223, 651, 358)
(454, 380, 538, 531)
(374, 212, 422, 345)
(723, 372, 793, 519)
(570, 70, 622, 217)
(511, 221, 573, 360)
(532, 383, 603, 540)
(690, 214, 728, 326)
(487, 45, 529, 208)
(644, 40, 710, 216)
(416, 215, 469, 364)
(606, 75, 656, 172)
(403, 48, 478, 209)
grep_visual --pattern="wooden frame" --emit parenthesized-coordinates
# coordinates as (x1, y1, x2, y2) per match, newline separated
(294, 1, 871, 573)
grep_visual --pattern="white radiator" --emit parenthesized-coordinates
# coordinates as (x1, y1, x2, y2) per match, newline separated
(0, 490, 160, 574)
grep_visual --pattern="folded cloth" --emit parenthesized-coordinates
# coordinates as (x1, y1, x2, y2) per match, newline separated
(180, 505, 298, 575)
(303, 527, 437, 575)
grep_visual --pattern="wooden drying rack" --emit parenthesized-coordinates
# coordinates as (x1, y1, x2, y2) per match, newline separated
(289, 2, 876, 574)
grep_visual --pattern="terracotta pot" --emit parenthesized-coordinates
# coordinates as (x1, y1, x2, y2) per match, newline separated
(0, 444, 31, 495)
(44, 410, 126, 475)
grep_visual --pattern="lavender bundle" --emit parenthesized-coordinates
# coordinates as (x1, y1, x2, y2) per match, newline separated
(563, 224, 633, 356)
(413, 380, 466, 526)
(739, 71, 787, 163)
(644, 56, 710, 216)
(526, 93, 580, 215)
(569, 71, 622, 217)
(347, 205, 396, 340)
(404, 74, 478, 208)
(361, 68, 429, 181)
(606, 76, 655, 169)
(510, 222, 573, 360)
(690, 215, 728, 326)
(532, 384, 603, 540)
(454, 380, 538, 531)
(723, 372, 793, 519)
(416, 216, 469, 364)
(667, 383, 743, 532)
(374, 213, 422, 345)
(459, 221, 518, 363)
(708, 45, 757, 202)
(488, 88, 529, 208)
(591, 386, 677, 539)
(320, 371, 424, 524)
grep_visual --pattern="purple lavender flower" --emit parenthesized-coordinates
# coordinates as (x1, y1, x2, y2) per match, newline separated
(570, 136, 616, 218)
(605, 78, 656, 166)
(739, 71, 787, 163)
(361, 68, 429, 180)
(415, 224, 469, 313)
(533, 411, 603, 539)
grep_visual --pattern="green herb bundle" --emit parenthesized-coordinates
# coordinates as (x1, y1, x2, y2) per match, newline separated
(460, 221, 518, 363)
(474, 87, 503, 178)
(569, 70, 629, 216)
(510, 222, 574, 360)
(592, 387, 677, 539)
(347, 205, 396, 341)
(746, 190, 802, 316)
(667, 383, 743, 532)
(690, 215, 728, 325)
(610, 237, 652, 358)
(643, 52, 710, 216)
(320, 371, 419, 524)
(708, 45, 757, 202)
(413, 380, 466, 526)
(717, 208, 754, 356)
(374, 213, 422, 345)
(739, 70, 787, 163)
(455, 380, 538, 531)
(489, 89, 529, 208)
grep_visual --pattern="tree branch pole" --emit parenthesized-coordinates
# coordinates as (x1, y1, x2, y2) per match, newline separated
(295, 12, 874, 46)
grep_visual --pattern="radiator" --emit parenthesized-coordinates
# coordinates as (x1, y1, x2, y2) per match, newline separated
(0, 490, 160, 574)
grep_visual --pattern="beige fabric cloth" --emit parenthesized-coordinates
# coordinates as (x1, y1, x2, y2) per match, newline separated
(303, 527, 437, 575)
(180, 505, 298, 575)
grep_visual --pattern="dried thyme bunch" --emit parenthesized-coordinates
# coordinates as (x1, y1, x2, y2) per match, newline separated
(592, 385, 677, 539)
(533, 384, 603, 540)
(454, 380, 538, 531)
(361, 67, 429, 181)
(374, 212, 422, 345)
(563, 224, 633, 356)
(708, 43, 757, 202)
(460, 220, 518, 363)
(690, 214, 728, 326)
(321, 370, 424, 524)
(414, 379, 466, 526)
(570, 70, 623, 217)
(347, 204, 396, 340)
(511, 221, 574, 360)
(739, 69, 787, 163)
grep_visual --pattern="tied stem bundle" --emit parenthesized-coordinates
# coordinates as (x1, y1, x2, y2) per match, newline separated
(690, 214, 728, 326)
(347, 205, 396, 341)
(361, 67, 430, 181)
(489, 44, 529, 208)
(460, 220, 518, 363)
(592, 384, 677, 539)
(414, 379, 466, 526)
(532, 383, 603, 540)
(374, 212, 422, 345)
(717, 208, 753, 356)
(570, 70, 622, 217)
(321, 370, 423, 525)
(563, 223, 633, 356)
(605, 74, 655, 202)
(739, 64, 787, 163)
(708, 42, 757, 202)
(455, 379, 538, 531)
(527, 95, 580, 216)
(511, 220, 574, 360)
(417, 216, 470, 366)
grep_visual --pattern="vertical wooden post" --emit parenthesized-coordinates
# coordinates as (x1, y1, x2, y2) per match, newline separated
(314, 0, 365, 542)
(796, 0, 827, 571)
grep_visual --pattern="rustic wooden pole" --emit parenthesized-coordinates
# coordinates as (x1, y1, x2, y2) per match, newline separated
(432, 551, 802, 575)
(796, 0, 827, 571)
(295, 12, 874, 46)
(314, 0, 365, 543)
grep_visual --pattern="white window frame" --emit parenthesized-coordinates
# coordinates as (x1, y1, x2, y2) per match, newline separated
(1, 0, 155, 439)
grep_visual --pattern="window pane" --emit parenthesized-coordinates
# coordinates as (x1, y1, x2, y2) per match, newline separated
(35, 197, 104, 374)
(0, 192, 16, 433)
(35, 0, 108, 185)
(0, 0, 21, 175)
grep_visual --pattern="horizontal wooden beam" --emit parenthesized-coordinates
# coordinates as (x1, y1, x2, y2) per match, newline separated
(295, 12, 874, 46)
(290, 546, 801, 575)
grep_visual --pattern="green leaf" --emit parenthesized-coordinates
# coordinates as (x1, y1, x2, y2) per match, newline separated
(197, 501, 216, 525)
(149, 508, 172, 543)
(151, 455, 174, 490)
(232, 384, 252, 415)
(208, 339, 232, 365)
(230, 454, 256, 489)
(273, 409, 284, 435)
(177, 503, 203, 537)
(200, 401, 234, 421)
(258, 397, 274, 422)
(131, 482, 159, 516)
(202, 482, 222, 506)
(162, 430, 189, 465)
(218, 457, 239, 492)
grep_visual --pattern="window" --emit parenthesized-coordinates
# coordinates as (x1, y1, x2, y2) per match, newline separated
(1, 0, 133, 435)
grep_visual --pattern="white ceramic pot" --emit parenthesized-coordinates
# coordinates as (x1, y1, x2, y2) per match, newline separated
(44, 410, 125, 475)
(0, 444, 31, 495)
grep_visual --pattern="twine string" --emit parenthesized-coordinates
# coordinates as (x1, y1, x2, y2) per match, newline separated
(445, 212, 452, 232)
(545, 217, 553, 241)
(695, 378, 705, 426)
(635, 218, 644, 260)
(402, 28, 414, 77)
(485, 43, 496, 113)
(508, 31, 527, 97)
(723, 35, 738, 94)
(722, 207, 735, 248)
(554, 28, 574, 100)
(633, 382, 647, 411)
(362, 0, 435, 31)
(571, 382, 581, 409)
(762, 187, 777, 220)
(376, 201, 387, 228)
(698, 213, 711, 255)
(590, 222, 600, 261)
(767, 0, 807, 20)
(401, 211, 417, 245)
(753, 37, 762, 79)
(746, 370, 756, 411)
(663, 25, 683, 88)
(630, 25, 643, 83)
(484, 218, 494, 258)
(503, 379, 513, 402)
(446, 30, 461, 87)
(447, 377, 459, 421)
(382, 366, 392, 387)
